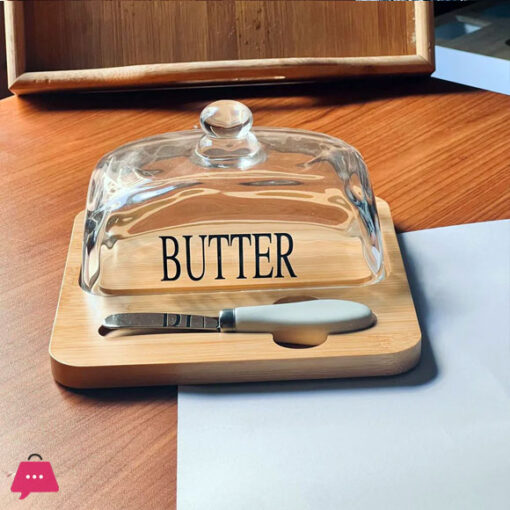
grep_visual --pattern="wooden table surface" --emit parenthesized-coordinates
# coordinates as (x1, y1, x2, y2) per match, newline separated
(0, 77, 509, 509)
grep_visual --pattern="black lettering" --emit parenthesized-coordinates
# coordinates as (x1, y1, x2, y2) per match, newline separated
(184, 234, 207, 281)
(253, 233, 274, 279)
(160, 236, 181, 281)
(208, 234, 231, 280)
(230, 234, 252, 279)
(275, 233, 297, 278)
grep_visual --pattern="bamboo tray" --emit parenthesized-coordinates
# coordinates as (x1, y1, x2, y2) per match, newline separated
(5, 1, 434, 95)
(49, 198, 421, 388)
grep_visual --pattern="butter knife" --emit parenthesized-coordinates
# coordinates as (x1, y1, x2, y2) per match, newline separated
(103, 299, 375, 346)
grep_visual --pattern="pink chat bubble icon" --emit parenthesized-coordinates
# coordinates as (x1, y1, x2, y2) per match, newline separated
(11, 454, 59, 500)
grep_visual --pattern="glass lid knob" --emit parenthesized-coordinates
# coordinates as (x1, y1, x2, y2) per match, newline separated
(200, 100, 253, 139)
(195, 100, 264, 168)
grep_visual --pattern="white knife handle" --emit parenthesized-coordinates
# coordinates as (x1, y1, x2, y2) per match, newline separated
(219, 299, 375, 346)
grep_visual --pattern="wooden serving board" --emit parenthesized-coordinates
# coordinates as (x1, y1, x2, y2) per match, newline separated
(49, 198, 421, 388)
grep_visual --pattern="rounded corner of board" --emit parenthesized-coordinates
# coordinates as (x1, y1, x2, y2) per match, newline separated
(49, 352, 89, 389)
(386, 332, 422, 376)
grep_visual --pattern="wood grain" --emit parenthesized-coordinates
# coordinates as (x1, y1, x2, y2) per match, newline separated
(6, 1, 433, 94)
(22, 1, 417, 69)
(0, 77, 509, 509)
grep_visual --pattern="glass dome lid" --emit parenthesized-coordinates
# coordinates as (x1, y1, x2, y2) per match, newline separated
(82, 100, 384, 296)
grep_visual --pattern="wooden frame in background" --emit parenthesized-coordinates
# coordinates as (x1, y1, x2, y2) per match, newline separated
(5, 1, 434, 95)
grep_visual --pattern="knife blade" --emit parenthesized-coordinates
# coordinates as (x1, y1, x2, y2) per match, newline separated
(103, 312, 220, 331)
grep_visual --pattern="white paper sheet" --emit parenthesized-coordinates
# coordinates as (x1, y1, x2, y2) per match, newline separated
(177, 220, 510, 510)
